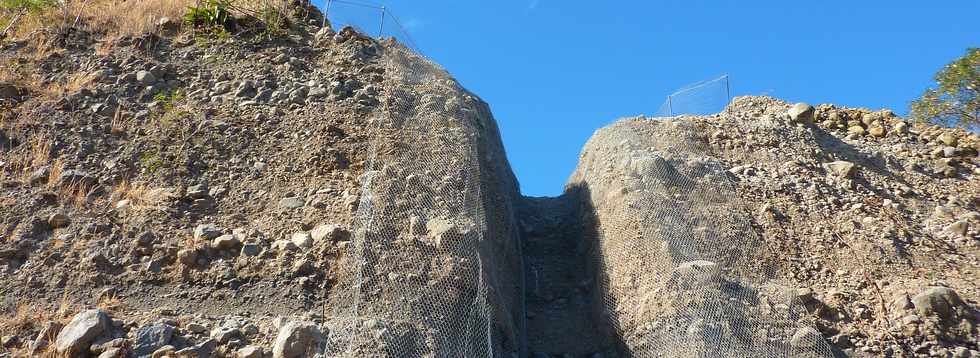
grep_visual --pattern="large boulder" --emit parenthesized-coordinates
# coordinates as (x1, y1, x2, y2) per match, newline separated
(912, 287, 965, 320)
(55, 309, 111, 355)
(788, 102, 815, 122)
(272, 321, 323, 358)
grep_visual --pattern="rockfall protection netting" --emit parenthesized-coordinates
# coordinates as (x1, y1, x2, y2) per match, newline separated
(655, 75, 731, 117)
(317, 9, 834, 356)
(324, 37, 525, 357)
(566, 117, 835, 357)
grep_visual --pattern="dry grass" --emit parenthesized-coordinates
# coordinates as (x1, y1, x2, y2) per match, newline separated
(1, 293, 77, 357)
(110, 179, 174, 211)
(43, 158, 62, 188)
(1, 0, 304, 41)
(2, 0, 194, 40)
(2, 133, 50, 182)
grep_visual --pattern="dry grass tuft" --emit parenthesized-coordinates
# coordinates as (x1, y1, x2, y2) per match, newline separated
(43, 157, 62, 188)
(110, 179, 174, 211)
(2, 133, 51, 182)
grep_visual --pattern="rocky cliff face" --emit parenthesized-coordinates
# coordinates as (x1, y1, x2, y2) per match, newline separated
(1, 2, 979, 357)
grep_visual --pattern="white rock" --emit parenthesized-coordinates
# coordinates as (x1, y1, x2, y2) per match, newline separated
(291, 232, 313, 248)
(55, 309, 110, 354)
(272, 321, 323, 358)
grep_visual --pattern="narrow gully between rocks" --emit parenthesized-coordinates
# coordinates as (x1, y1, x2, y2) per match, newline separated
(518, 193, 616, 358)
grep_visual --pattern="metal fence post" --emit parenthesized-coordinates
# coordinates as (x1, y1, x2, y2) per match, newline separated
(379, 6, 386, 37)
(323, 0, 332, 28)
(725, 75, 731, 105)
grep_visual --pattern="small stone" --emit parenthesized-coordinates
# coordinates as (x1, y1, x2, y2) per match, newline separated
(210, 326, 241, 344)
(790, 327, 823, 350)
(291, 232, 313, 249)
(787, 103, 814, 122)
(279, 196, 305, 210)
(1, 335, 17, 348)
(944, 220, 969, 236)
(98, 347, 125, 358)
(186, 322, 208, 334)
(137, 70, 157, 86)
(938, 132, 958, 146)
(272, 321, 323, 358)
(241, 242, 261, 257)
(310, 224, 348, 242)
(893, 121, 909, 134)
(194, 224, 222, 240)
(868, 125, 886, 138)
(151, 345, 176, 358)
(238, 345, 264, 358)
(55, 309, 110, 355)
(47, 213, 70, 228)
(942, 146, 958, 158)
(177, 249, 198, 266)
(57, 169, 97, 188)
(187, 183, 209, 199)
(213, 234, 241, 250)
(822, 160, 856, 179)
(847, 126, 866, 136)
(672, 260, 721, 286)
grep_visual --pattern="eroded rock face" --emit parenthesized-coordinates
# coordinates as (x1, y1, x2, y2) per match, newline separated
(55, 309, 110, 355)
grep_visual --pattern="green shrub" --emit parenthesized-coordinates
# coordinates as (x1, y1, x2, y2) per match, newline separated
(184, 0, 232, 30)
(1, 0, 54, 13)
(910, 48, 980, 128)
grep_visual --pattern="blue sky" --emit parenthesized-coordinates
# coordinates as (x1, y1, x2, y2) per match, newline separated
(316, 0, 980, 197)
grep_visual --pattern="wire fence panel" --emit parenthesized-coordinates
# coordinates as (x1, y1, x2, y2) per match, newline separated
(655, 75, 731, 117)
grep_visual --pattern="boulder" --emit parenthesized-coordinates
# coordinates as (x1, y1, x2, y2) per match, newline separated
(272, 321, 323, 358)
(194, 224, 222, 240)
(912, 287, 964, 320)
(213, 234, 241, 250)
(133, 321, 174, 356)
(55, 309, 111, 355)
(787, 103, 814, 122)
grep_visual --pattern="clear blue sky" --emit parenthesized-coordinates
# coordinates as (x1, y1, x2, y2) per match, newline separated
(315, 0, 980, 197)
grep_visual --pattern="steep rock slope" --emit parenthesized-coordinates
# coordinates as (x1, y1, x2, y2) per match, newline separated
(0, 3, 978, 357)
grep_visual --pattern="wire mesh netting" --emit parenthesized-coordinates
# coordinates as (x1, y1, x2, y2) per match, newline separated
(319, 4, 835, 357)
(323, 35, 525, 357)
(566, 118, 835, 357)
(655, 76, 731, 117)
